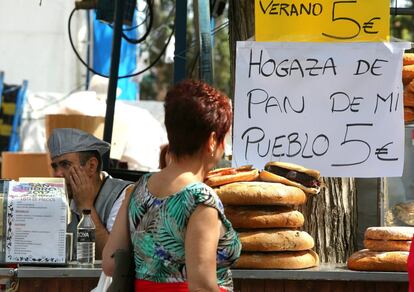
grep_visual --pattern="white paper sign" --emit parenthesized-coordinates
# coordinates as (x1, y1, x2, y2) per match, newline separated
(233, 41, 410, 177)
(6, 181, 67, 264)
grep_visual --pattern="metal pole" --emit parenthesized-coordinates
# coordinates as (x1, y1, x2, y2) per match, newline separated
(173, 0, 188, 84)
(85, 11, 91, 90)
(390, 7, 414, 15)
(103, 0, 126, 170)
(197, 0, 213, 84)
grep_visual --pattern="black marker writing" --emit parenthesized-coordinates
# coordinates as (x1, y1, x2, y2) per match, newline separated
(286, 133, 329, 158)
(332, 123, 373, 167)
(374, 92, 399, 114)
(247, 88, 305, 119)
(363, 17, 380, 34)
(330, 92, 363, 113)
(354, 59, 388, 76)
(375, 142, 398, 161)
(241, 127, 270, 160)
(241, 128, 329, 160)
(259, 1, 323, 16)
(321, 1, 382, 40)
(248, 49, 337, 78)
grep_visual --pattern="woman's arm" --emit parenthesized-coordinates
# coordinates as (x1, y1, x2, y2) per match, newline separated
(102, 185, 134, 276)
(185, 205, 221, 292)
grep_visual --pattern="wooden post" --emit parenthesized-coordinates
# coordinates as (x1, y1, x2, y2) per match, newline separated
(300, 178, 357, 263)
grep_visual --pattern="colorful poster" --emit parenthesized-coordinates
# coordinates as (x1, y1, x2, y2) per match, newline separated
(5, 181, 67, 264)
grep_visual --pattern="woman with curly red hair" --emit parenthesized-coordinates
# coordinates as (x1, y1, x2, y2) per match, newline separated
(103, 80, 241, 292)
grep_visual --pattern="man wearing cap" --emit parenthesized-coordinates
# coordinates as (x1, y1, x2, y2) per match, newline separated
(47, 128, 132, 259)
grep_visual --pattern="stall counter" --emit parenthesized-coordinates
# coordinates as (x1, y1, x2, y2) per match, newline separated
(0, 263, 407, 291)
(0, 263, 102, 292)
(232, 263, 408, 292)
(232, 263, 408, 281)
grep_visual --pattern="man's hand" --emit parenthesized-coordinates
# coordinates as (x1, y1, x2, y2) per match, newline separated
(68, 166, 96, 211)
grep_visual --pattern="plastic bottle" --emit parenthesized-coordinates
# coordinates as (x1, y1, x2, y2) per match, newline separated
(76, 209, 95, 265)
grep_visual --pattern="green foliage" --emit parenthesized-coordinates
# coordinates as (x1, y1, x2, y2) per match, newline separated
(138, 0, 175, 100)
(390, 0, 414, 44)
(212, 16, 231, 97)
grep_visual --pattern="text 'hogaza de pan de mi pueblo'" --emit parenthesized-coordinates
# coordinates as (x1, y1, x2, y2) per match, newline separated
(240, 48, 400, 167)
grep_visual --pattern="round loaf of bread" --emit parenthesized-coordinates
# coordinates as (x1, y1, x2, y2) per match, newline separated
(392, 200, 414, 225)
(225, 206, 304, 228)
(234, 250, 319, 269)
(405, 107, 414, 123)
(261, 161, 321, 195)
(347, 249, 408, 272)
(363, 239, 411, 252)
(204, 167, 259, 187)
(404, 53, 414, 66)
(404, 87, 414, 107)
(264, 161, 320, 179)
(239, 229, 314, 251)
(364, 226, 414, 241)
(403, 64, 414, 85)
(216, 182, 306, 206)
(260, 170, 320, 195)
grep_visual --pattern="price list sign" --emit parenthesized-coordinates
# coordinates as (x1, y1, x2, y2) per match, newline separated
(5, 181, 67, 264)
(233, 41, 410, 177)
(255, 0, 389, 42)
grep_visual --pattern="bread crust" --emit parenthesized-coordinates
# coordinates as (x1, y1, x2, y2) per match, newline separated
(347, 249, 408, 272)
(216, 182, 306, 206)
(234, 250, 319, 269)
(404, 88, 414, 107)
(265, 161, 320, 178)
(225, 206, 304, 228)
(404, 53, 414, 66)
(259, 170, 319, 195)
(239, 229, 314, 251)
(403, 64, 414, 85)
(205, 168, 259, 187)
(405, 107, 414, 123)
(407, 79, 414, 93)
(393, 201, 414, 225)
(363, 239, 411, 252)
(364, 226, 414, 241)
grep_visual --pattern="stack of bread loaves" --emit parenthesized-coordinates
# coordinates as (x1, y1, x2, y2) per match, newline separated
(402, 53, 414, 123)
(205, 162, 320, 269)
(347, 226, 414, 272)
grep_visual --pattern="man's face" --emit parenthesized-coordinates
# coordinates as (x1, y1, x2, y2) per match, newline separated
(50, 152, 81, 197)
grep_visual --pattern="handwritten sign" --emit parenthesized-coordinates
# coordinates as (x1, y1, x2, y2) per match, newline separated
(233, 41, 410, 177)
(5, 181, 67, 264)
(255, 0, 389, 42)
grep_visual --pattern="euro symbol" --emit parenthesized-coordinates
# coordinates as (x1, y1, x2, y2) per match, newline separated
(375, 142, 398, 161)
(363, 17, 380, 34)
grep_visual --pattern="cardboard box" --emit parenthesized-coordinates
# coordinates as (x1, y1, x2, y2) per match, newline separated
(45, 114, 105, 141)
(1, 152, 53, 180)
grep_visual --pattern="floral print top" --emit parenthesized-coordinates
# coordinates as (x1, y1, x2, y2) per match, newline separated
(128, 173, 241, 291)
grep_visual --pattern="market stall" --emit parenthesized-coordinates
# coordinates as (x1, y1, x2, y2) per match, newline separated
(1, 0, 414, 291)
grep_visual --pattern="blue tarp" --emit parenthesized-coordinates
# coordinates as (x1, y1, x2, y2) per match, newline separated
(92, 11, 138, 101)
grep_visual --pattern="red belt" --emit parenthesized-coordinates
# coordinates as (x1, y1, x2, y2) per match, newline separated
(135, 279, 228, 292)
